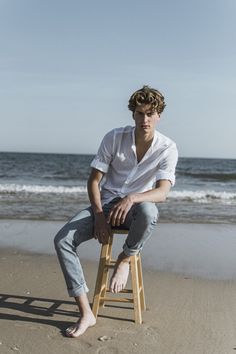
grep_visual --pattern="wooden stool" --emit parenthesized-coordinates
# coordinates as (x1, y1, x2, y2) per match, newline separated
(92, 229, 146, 324)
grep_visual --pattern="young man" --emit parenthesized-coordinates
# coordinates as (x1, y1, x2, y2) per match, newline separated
(54, 85, 178, 338)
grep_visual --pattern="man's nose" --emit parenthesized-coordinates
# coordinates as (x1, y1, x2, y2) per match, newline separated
(142, 114, 149, 122)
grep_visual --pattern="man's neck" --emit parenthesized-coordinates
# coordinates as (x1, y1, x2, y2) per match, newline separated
(134, 129, 155, 146)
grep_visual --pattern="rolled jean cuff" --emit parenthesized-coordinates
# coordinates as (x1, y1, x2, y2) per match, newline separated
(68, 283, 89, 297)
(123, 242, 140, 257)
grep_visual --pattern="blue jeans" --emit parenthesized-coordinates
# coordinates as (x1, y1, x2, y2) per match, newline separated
(54, 198, 158, 297)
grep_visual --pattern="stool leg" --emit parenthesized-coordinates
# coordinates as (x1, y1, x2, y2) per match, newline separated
(100, 234, 113, 307)
(130, 255, 142, 324)
(137, 254, 146, 311)
(92, 236, 112, 318)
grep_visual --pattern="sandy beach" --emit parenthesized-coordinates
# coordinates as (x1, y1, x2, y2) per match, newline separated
(1, 220, 236, 354)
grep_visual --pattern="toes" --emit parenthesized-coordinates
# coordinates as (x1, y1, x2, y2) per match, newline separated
(110, 278, 125, 293)
(65, 329, 74, 337)
(115, 281, 121, 293)
(65, 324, 77, 336)
(70, 330, 82, 338)
(114, 282, 117, 293)
(65, 326, 74, 334)
(110, 278, 115, 293)
(65, 324, 83, 338)
(70, 323, 89, 338)
(64, 316, 96, 339)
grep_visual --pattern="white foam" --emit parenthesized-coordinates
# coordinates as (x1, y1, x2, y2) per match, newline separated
(169, 190, 236, 204)
(0, 183, 87, 194)
(0, 184, 235, 204)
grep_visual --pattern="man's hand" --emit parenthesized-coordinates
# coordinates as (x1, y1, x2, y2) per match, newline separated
(94, 212, 111, 244)
(107, 196, 134, 227)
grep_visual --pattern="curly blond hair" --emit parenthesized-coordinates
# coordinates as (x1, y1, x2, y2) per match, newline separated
(128, 85, 166, 115)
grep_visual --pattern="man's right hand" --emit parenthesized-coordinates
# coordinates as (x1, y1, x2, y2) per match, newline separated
(94, 212, 111, 244)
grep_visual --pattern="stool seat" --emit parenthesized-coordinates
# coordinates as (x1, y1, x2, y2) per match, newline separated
(92, 229, 146, 324)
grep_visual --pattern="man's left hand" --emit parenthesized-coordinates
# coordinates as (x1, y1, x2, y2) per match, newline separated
(107, 195, 134, 227)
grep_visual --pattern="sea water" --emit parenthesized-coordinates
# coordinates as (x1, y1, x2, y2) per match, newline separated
(0, 152, 235, 223)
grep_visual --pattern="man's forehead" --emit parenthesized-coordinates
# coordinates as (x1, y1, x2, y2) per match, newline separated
(135, 104, 155, 113)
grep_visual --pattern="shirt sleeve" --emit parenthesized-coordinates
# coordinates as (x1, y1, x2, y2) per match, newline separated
(90, 129, 115, 173)
(155, 142, 178, 186)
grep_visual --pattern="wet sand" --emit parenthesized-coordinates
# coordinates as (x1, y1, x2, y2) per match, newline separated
(1, 220, 236, 353)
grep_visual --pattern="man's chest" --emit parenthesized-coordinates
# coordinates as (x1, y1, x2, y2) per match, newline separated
(110, 148, 159, 175)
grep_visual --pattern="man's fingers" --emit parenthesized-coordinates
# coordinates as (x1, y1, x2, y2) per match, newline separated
(95, 230, 110, 244)
(121, 210, 127, 224)
(101, 233, 109, 244)
(107, 210, 113, 223)
(112, 208, 125, 226)
(117, 209, 124, 225)
(110, 208, 119, 226)
(107, 208, 115, 224)
(108, 201, 130, 226)
(107, 198, 133, 226)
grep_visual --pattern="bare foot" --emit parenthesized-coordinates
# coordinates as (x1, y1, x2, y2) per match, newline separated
(65, 312, 96, 338)
(109, 252, 130, 293)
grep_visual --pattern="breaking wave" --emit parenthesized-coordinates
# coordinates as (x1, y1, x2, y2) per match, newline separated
(169, 190, 236, 204)
(0, 184, 235, 204)
(0, 184, 87, 194)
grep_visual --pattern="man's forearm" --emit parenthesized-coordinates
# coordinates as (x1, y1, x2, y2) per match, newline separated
(87, 169, 111, 243)
(87, 169, 105, 215)
(87, 179, 103, 214)
(128, 181, 171, 204)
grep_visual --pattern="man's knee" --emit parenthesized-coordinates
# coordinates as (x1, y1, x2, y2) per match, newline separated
(54, 225, 70, 251)
(133, 202, 159, 225)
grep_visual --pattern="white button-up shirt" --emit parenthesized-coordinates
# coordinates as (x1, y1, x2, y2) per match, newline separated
(91, 126, 178, 205)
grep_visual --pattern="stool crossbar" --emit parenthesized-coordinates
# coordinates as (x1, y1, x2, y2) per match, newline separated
(92, 229, 146, 324)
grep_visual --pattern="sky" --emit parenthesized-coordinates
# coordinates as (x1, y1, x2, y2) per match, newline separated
(0, 0, 235, 158)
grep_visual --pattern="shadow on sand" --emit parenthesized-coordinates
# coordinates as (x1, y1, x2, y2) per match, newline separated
(0, 293, 134, 334)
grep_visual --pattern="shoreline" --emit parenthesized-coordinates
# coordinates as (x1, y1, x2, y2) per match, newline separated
(1, 216, 235, 225)
(0, 219, 236, 280)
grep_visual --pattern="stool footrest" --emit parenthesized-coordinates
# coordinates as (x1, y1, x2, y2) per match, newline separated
(106, 288, 133, 294)
(100, 296, 134, 303)
(105, 264, 116, 269)
(104, 259, 120, 268)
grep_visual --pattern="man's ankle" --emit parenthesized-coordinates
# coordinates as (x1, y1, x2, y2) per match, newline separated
(118, 251, 130, 263)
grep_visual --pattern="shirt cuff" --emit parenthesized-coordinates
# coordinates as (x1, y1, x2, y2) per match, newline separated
(156, 172, 176, 186)
(90, 158, 109, 173)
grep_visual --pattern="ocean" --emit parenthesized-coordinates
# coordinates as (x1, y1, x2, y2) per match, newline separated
(0, 152, 235, 224)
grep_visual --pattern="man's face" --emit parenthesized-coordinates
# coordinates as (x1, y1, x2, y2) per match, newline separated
(133, 104, 160, 133)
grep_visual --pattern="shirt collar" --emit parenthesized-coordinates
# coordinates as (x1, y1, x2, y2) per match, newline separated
(132, 127, 158, 148)
(131, 127, 158, 161)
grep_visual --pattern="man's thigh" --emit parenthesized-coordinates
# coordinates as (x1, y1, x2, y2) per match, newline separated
(122, 202, 159, 229)
(60, 207, 95, 246)
(63, 200, 121, 245)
